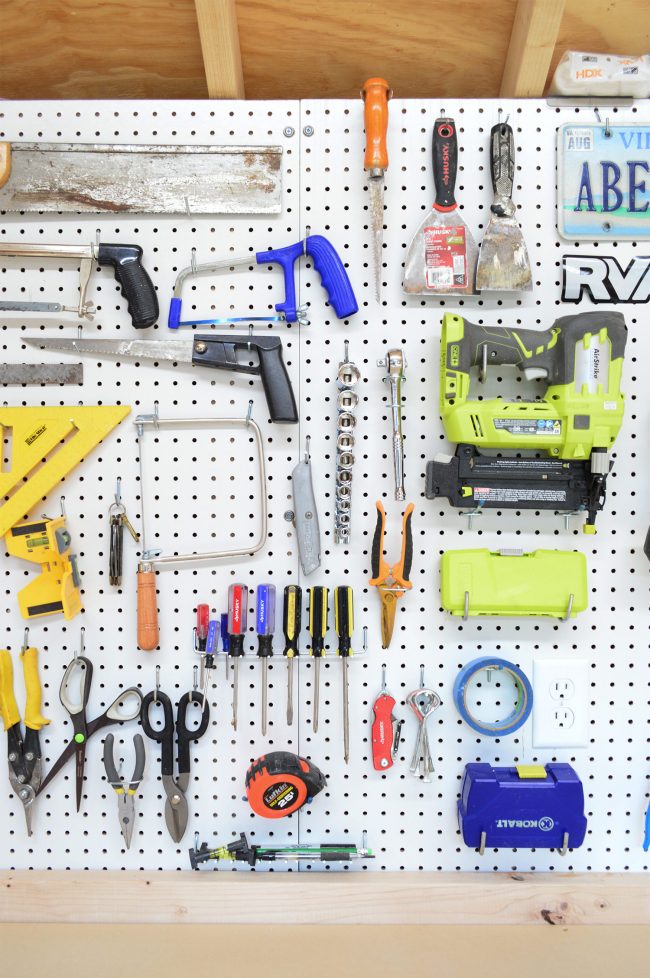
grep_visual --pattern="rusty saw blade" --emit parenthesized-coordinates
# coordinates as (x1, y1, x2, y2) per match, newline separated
(0, 142, 282, 214)
(0, 363, 83, 386)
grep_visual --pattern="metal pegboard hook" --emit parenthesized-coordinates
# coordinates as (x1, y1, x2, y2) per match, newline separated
(21, 627, 29, 654)
(60, 496, 66, 519)
(76, 626, 85, 661)
(304, 435, 311, 462)
(115, 476, 122, 507)
(190, 247, 198, 275)
(154, 664, 161, 704)
(245, 399, 254, 427)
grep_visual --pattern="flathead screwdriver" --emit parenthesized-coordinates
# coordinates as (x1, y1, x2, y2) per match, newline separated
(256, 583, 276, 735)
(283, 585, 302, 725)
(308, 586, 328, 733)
(227, 584, 248, 730)
(220, 613, 230, 676)
(334, 585, 354, 763)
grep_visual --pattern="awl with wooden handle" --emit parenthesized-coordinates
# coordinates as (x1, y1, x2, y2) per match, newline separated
(362, 78, 391, 302)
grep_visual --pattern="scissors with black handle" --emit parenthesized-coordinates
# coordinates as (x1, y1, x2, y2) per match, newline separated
(37, 655, 143, 810)
(140, 687, 209, 843)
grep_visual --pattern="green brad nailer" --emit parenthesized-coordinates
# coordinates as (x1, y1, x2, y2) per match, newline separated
(425, 311, 627, 533)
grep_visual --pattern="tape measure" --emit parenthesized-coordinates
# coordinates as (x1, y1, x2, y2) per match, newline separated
(245, 751, 326, 818)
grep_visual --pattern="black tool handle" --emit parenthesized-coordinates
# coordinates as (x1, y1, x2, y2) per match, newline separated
(140, 690, 174, 777)
(97, 243, 159, 329)
(432, 117, 458, 209)
(489, 122, 514, 212)
(192, 335, 299, 424)
(176, 691, 209, 775)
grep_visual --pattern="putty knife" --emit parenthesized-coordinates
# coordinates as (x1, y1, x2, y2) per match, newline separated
(476, 121, 532, 292)
(402, 117, 477, 295)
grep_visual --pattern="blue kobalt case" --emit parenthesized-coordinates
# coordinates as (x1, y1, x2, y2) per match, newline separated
(458, 763, 587, 851)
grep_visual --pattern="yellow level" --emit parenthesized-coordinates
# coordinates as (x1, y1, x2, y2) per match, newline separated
(0, 405, 130, 536)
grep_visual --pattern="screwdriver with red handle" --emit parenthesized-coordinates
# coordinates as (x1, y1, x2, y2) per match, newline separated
(227, 583, 248, 731)
(362, 77, 391, 302)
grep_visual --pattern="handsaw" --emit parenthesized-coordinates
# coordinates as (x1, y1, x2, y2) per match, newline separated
(0, 405, 130, 536)
(402, 117, 477, 295)
(0, 142, 282, 214)
(476, 121, 532, 292)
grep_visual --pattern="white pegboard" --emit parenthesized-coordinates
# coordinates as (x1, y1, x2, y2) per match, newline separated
(0, 98, 648, 875)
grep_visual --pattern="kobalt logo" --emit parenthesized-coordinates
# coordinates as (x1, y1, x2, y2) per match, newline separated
(495, 817, 555, 830)
(562, 255, 650, 303)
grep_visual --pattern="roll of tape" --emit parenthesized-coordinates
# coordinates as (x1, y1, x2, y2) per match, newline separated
(453, 657, 533, 736)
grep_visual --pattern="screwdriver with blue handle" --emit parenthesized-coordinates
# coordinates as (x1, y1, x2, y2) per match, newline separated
(309, 586, 328, 734)
(283, 585, 302, 725)
(334, 586, 354, 763)
(256, 584, 276, 735)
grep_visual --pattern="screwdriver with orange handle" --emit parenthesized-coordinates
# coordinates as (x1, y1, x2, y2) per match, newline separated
(362, 77, 391, 302)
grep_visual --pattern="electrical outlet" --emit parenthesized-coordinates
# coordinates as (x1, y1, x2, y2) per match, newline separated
(532, 657, 589, 748)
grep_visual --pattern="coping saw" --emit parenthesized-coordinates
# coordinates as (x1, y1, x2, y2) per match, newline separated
(0, 405, 131, 537)
(0, 142, 283, 215)
(0, 239, 158, 328)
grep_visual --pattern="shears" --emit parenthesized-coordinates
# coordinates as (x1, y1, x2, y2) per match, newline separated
(368, 500, 414, 649)
(36, 655, 143, 809)
(140, 684, 209, 843)
(0, 631, 50, 834)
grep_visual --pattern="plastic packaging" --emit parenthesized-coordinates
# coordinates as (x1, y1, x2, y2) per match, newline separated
(550, 51, 650, 97)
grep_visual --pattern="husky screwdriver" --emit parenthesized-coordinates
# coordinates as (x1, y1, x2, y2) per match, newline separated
(256, 584, 276, 735)
(309, 586, 328, 733)
(227, 584, 248, 730)
(334, 586, 354, 763)
(283, 585, 302, 725)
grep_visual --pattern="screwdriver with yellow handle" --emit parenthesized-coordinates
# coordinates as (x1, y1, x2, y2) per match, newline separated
(283, 584, 302, 725)
(0, 630, 50, 835)
(309, 586, 329, 734)
(362, 78, 391, 302)
(334, 585, 354, 763)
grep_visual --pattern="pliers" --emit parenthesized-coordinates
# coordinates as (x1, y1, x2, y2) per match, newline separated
(368, 500, 414, 649)
(0, 631, 50, 836)
(103, 732, 146, 849)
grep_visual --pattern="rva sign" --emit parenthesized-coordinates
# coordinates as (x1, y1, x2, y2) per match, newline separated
(562, 255, 650, 303)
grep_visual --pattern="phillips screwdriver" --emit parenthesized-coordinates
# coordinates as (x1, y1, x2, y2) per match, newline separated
(282, 585, 302, 726)
(256, 583, 276, 735)
(227, 584, 248, 731)
(334, 585, 354, 763)
(308, 586, 328, 734)
(362, 77, 391, 302)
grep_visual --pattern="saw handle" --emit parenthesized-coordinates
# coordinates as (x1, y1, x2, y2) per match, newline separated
(489, 122, 515, 213)
(137, 563, 159, 651)
(255, 236, 357, 323)
(305, 235, 358, 320)
(362, 77, 391, 172)
(0, 143, 10, 189)
(432, 117, 458, 210)
(97, 244, 159, 329)
(192, 334, 298, 423)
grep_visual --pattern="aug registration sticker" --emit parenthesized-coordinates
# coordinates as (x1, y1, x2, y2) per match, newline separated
(558, 123, 650, 240)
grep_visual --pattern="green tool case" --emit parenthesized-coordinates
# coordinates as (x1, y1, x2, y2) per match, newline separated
(440, 548, 588, 619)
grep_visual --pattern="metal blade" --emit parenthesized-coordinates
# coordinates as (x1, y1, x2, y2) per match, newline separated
(24, 336, 194, 364)
(163, 777, 189, 844)
(0, 363, 83, 386)
(476, 215, 532, 292)
(0, 143, 283, 215)
(368, 176, 384, 302)
(0, 301, 64, 312)
(118, 795, 135, 849)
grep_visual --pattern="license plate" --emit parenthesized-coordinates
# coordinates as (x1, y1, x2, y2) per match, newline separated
(558, 123, 650, 240)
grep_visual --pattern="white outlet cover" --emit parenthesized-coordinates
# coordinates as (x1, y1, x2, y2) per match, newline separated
(532, 657, 589, 748)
